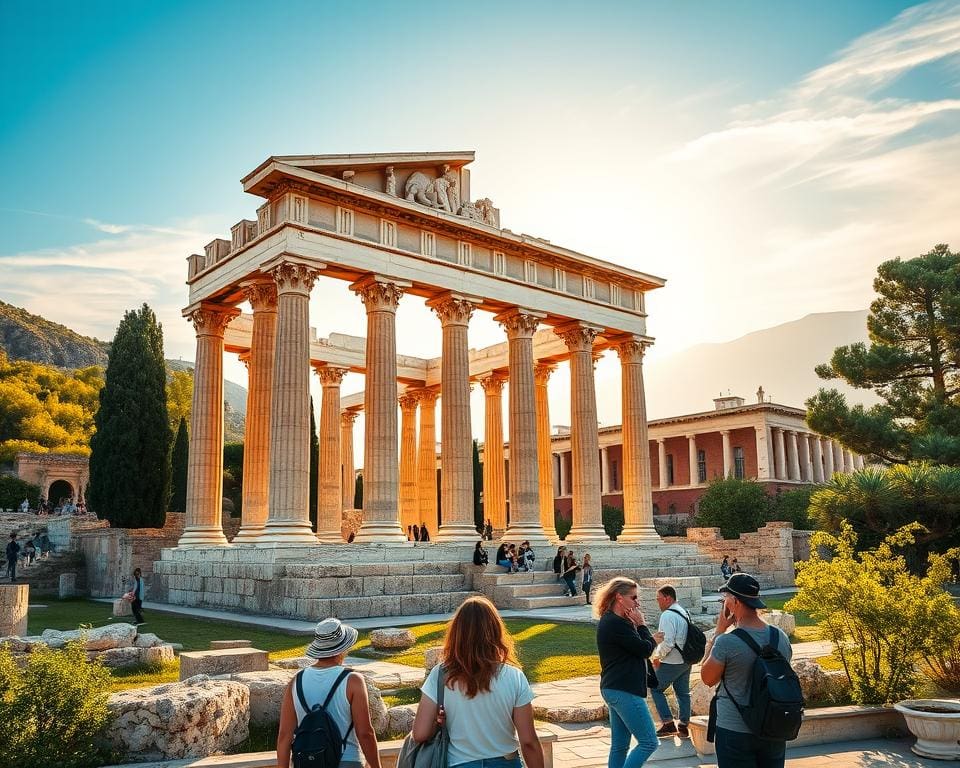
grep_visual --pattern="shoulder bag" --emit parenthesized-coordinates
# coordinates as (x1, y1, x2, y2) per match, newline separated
(397, 665, 449, 768)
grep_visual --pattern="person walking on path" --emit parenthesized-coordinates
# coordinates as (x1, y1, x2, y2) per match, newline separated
(277, 617, 382, 768)
(594, 577, 660, 768)
(650, 585, 692, 739)
(124, 568, 146, 625)
(581, 554, 594, 604)
(561, 551, 580, 597)
(5, 533, 20, 582)
(412, 596, 545, 768)
(700, 573, 793, 768)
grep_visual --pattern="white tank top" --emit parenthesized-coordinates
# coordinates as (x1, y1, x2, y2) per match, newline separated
(291, 665, 361, 763)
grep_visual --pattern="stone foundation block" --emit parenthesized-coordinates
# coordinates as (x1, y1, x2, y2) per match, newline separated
(387, 705, 417, 736)
(97, 646, 143, 668)
(179, 647, 269, 680)
(0, 584, 28, 638)
(762, 610, 797, 636)
(210, 639, 252, 650)
(58, 573, 77, 599)
(140, 645, 176, 665)
(43, 622, 137, 651)
(230, 669, 296, 725)
(369, 628, 416, 650)
(424, 647, 444, 672)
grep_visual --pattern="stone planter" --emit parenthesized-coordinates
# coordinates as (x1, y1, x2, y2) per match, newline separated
(894, 699, 960, 760)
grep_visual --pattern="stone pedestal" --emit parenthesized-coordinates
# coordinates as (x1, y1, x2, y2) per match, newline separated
(0, 584, 28, 637)
(59, 573, 77, 599)
(179, 647, 269, 679)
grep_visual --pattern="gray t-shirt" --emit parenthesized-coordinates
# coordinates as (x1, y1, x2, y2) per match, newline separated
(711, 624, 792, 733)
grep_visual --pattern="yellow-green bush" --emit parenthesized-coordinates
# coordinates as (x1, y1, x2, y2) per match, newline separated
(0, 639, 113, 768)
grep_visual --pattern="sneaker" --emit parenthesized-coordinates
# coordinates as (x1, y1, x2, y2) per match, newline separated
(656, 722, 678, 738)
(677, 722, 689, 739)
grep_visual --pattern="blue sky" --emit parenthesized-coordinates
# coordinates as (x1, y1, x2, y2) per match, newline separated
(2, 0, 959, 419)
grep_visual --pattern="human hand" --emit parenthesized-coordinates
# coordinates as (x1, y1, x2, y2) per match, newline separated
(652, 631, 665, 643)
(652, 658, 661, 669)
(436, 706, 446, 727)
(716, 604, 734, 633)
(628, 605, 646, 626)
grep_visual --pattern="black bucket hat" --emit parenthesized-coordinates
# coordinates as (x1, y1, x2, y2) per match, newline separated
(718, 573, 765, 609)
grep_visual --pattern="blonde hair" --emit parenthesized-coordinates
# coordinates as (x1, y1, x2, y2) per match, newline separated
(442, 596, 520, 697)
(592, 576, 638, 620)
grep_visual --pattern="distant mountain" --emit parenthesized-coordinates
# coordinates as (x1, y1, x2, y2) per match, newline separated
(167, 358, 247, 417)
(643, 310, 877, 419)
(0, 300, 109, 368)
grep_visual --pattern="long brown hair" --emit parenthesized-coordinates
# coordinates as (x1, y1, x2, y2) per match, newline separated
(592, 576, 638, 620)
(442, 596, 520, 697)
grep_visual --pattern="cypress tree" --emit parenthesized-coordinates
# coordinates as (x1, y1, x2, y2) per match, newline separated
(309, 397, 319, 529)
(169, 416, 189, 513)
(88, 304, 170, 528)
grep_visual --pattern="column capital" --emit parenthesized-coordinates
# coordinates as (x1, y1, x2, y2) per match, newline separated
(495, 308, 545, 339)
(265, 259, 324, 296)
(610, 334, 652, 363)
(657, 437, 666, 444)
(555, 322, 603, 353)
(426, 292, 481, 327)
(417, 388, 439, 405)
(340, 410, 360, 427)
(312, 364, 348, 387)
(398, 391, 420, 410)
(686, 433, 696, 441)
(480, 373, 507, 394)
(534, 362, 557, 385)
(240, 279, 278, 311)
(350, 275, 410, 312)
(720, 429, 731, 436)
(238, 350, 250, 369)
(187, 304, 240, 338)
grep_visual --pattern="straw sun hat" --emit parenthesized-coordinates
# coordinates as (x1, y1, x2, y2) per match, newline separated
(305, 618, 359, 659)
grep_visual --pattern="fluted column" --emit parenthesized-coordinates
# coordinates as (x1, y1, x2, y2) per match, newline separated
(823, 438, 835, 479)
(787, 431, 801, 480)
(234, 281, 277, 543)
(799, 434, 813, 482)
(481, 374, 507, 530)
(616, 337, 659, 542)
(260, 260, 323, 543)
(341, 411, 358, 509)
(496, 308, 549, 544)
(721, 431, 732, 478)
(811, 435, 825, 483)
(313, 365, 347, 542)
(429, 294, 480, 541)
(774, 428, 787, 480)
(658, 440, 668, 489)
(832, 442, 845, 477)
(558, 452, 568, 496)
(557, 322, 607, 542)
(179, 304, 238, 547)
(351, 276, 407, 542)
(416, 389, 439, 532)
(398, 393, 420, 534)
(755, 426, 771, 479)
(855, 454, 865, 470)
(687, 435, 698, 486)
(843, 449, 854, 474)
(534, 363, 557, 536)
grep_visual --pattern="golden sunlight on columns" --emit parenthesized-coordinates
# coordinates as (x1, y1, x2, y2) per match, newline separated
(398, 392, 420, 534)
(416, 390, 439, 532)
(774, 428, 787, 480)
(314, 365, 348, 542)
(557, 323, 608, 542)
(340, 410, 359, 510)
(687, 435, 698, 486)
(234, 281, 277, 544)
(787, 430, 801, 481)
(430, 294, 481, 542)
(351, 276, 408, 542)
(811, 435, 825, 483)
(496, 309, 549, 545)
(754, 426, 771, 480)
(823, 438, 835, 479)
(534, 363, 557, 537)
(179, 304, 239, 547)
(799, 433, 813, 482)
(614, 336, 659, 543)
(480, 374, 507, 530)
(261, 260, 324, 544)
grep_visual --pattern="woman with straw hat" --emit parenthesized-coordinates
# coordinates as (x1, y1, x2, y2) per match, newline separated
(277, 618, 382, 768)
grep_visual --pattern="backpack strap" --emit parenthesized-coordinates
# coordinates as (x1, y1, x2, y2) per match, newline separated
(666, 606, 691, 653)
(719, 629, 763, 718)
(294, 670, 310, 714)
(324, 668, 355, 746)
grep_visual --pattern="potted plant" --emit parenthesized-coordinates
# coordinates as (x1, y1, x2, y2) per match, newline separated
(894, 699, 960, 760)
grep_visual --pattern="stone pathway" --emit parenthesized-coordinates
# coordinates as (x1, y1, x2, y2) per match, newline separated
(272, 654, 426, 689)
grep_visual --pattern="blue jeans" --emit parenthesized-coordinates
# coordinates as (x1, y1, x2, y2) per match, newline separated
(649, 662, 691, 724)
(5, 558, 15, 582)
(601, 688, 659, 768)
(453, 758, 521, 768)
(715, 727, 785, 768)
(563, 574, 577, 595)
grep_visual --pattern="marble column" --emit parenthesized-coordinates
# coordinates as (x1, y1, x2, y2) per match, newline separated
(534, 363, 557, 535)
(754, 426, 771, 480)
(429, 294, 480, 542)
(260, 260, 323, 543)
(687, 435, 698, 486)
(822, 438, 835, 479)
(774, 428, 787, 480)
(833, 442, 845, 476)
(416, 390, 439, 532)
(341, 411, 358, 509)
(787, 431, 801, 481)
(855, 454, 865, 470)
(559, 452, 568, 496)
(495, 308, 549, 545)
(811, 435, 825, 483)
(179, 304, 238, 547)
(234, 281, 277, 543)
(557, 323, 607, 542)
(721, 431, 732, 478)
(799, 434, 813, 482)
(843, 449, 854, 474)
(658, 440, 668, 489)
(615, 337, 659, 542)
(398, 393, 420, 535)
(351, 276, 408, 542)
(481, 374, 507, 530)
(315, 365, 348, 542)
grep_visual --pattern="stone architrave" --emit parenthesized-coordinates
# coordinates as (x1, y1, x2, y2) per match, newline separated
(495, 309, 549, 545)
(556, 322, 608, 542)
(398, 392, 420, 533)
(314, 364, 348, 542)
(429, 293, 481, 542)
(416, 390, 439, 531)
(234, 280, 277, 543)
(352, 276, 409, 542)
(613, 336, 659, 542)
(260, 260, 324, 544)
(341, 410, 359, 510)
(179, 304, 239, 547)
(534, 363, 557, 536)
(480, 374, 508, 530)
(0, 584, 28, 637)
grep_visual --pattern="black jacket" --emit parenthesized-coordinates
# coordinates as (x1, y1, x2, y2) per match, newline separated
(597, 611, 656, 697)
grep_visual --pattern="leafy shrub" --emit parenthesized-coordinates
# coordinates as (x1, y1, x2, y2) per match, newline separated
(0, 475, 40, 510)
(554, 510, 571, 540)
(602, 504, 624, 540)
(696, 477, 769, 538)
(769, 486, 814, 530)
(0, 639, 113, 768)
(923, 614, 960, 694)
(787, 521, 960, 705)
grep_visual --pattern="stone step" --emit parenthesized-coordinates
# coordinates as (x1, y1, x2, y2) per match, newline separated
(321, 590, 480, 620)
(493, 582, 572, 599)
(475, 570, 559, 587)
(506, 594, 587, 610)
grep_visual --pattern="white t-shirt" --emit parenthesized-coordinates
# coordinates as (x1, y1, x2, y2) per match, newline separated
(420, 663, 535, 766)
(291, 665, 361, 764)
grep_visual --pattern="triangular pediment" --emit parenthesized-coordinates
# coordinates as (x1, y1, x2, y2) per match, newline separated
(275, 151, 475, 174)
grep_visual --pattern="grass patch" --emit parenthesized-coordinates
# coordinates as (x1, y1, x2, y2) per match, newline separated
(108, 660, 180, 691)
(382, 686, 421, 707)
(230, 722, 278, 754)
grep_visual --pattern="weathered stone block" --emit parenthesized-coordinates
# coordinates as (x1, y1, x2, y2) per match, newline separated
(762, 610, 796, 635)
(98, 646, 143, 668)
(112, 597, 132, 617)
(230, 669, 295, 725)
(424, 646, 444, 672)
(338, 577, 364, 598)
(58, 573, 77, 599)
(370, 628, 416, 650)
(387, 705, 417, 736)
(384, 576, 413, 594)
(42, 622, 137, 651)
(210, 639, 252, 650)
(133, 632, 163, 648)
(0, 584, 28, 638)
(362, 577, 386, 596)
(179, 647, 269, 680)
(140, 645, 175, 665)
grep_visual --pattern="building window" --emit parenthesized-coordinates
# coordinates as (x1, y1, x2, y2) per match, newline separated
(666, 454, 674, 485)
(290, 194, 309, 225)
(257, 202, 271, 235)
(697, 449, 707, 483)
(653, 503, 660, 515)
(734, 446, 745, 479)
(610, 460, 619, 491)
(634, 290, 645, 313)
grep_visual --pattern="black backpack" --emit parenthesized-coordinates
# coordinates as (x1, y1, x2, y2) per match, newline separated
(723, 626, 804, 741)
(291, 668, 354, 768)
(667, 607, 707, 664)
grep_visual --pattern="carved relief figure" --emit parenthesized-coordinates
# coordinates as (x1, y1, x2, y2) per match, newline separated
(385, 166, 396, 196)
(404, 171, 454, 211)
(459, 198, 499, 228)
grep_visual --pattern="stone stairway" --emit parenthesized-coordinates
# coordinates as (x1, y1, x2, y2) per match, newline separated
(474, 569, 587, 609)
(9, 550, 86, 595)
